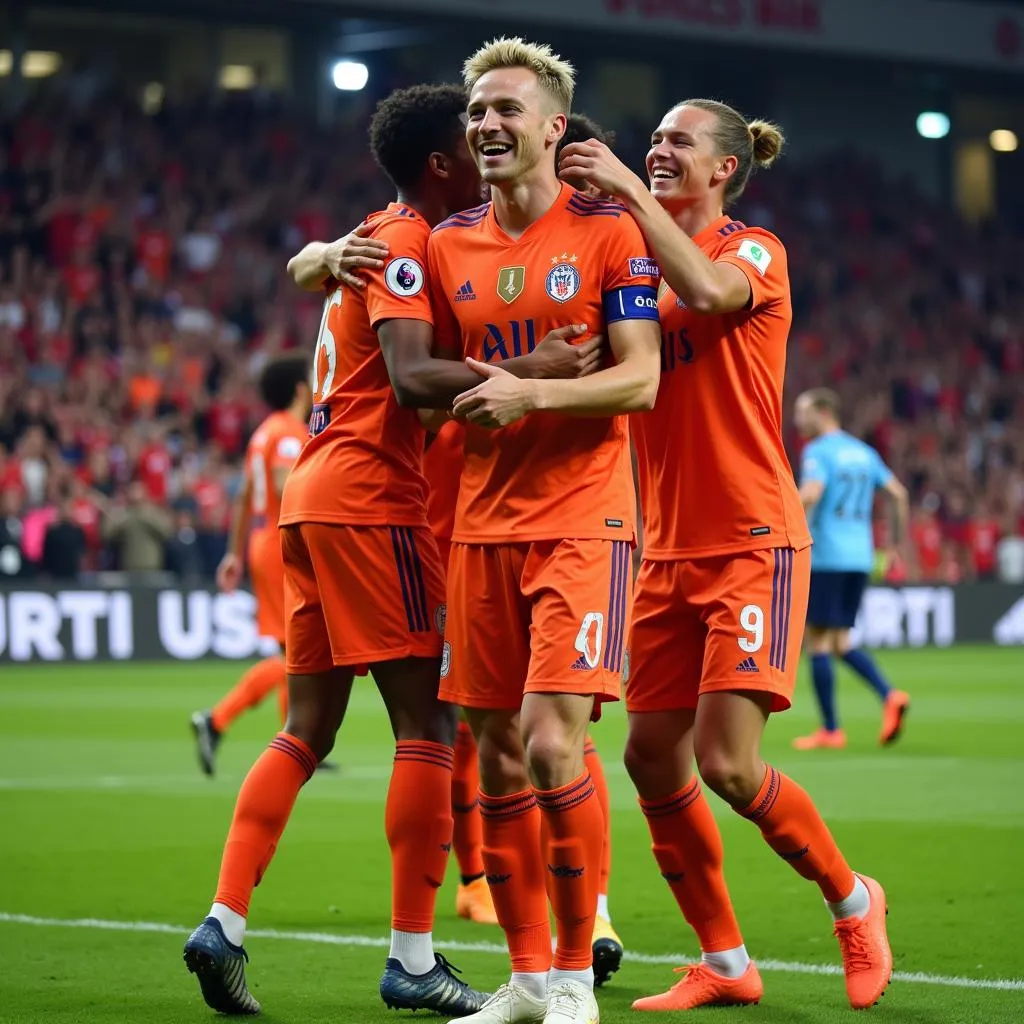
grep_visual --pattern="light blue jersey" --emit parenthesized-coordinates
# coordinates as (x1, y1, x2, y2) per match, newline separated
(800, 430, 893, 572)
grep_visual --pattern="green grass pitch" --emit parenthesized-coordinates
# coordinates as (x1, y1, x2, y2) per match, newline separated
(1, 647, 1022, 1023)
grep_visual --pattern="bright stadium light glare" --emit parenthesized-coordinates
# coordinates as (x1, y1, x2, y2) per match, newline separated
(332, 60, 369, 91)
(990, 129, 1019, 153)
(916, 111, 950, 140)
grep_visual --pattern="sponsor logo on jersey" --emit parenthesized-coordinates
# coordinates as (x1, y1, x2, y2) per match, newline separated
(628, 256, 660, 277)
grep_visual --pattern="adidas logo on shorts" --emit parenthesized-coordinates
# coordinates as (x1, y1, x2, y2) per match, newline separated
(735, 656, 760, 673)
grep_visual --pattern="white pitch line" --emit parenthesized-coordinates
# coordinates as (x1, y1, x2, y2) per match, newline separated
(1, 912, 1022, 993)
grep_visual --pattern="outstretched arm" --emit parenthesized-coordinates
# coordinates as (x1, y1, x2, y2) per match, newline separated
(287, 224, 389, 291)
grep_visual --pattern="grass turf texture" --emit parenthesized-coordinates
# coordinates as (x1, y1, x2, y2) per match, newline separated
(1, 646, 1022, 1023)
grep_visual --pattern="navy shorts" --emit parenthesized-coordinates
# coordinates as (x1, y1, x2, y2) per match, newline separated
(807, 571, 868, 629)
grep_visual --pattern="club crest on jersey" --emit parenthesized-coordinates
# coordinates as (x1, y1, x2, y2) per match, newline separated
(384, 257, 425, 297)
(497, 266, 526, 304)
(434, 603, 447, 636)
(546, 254, 581, 304)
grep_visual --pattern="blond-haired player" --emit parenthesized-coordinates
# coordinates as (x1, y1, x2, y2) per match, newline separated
(428, 37, 662, 1024)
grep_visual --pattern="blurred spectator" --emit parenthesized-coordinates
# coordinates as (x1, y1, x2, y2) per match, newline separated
(165, 506, 206, 579)
(996, 533, 1024, 584)
(102, 481, 172, 572)
(0, 489, 26, 579)
(41, 495, 87, 579)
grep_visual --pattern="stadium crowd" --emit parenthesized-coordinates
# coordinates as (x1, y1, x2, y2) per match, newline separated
(0, 90, 1021, 583)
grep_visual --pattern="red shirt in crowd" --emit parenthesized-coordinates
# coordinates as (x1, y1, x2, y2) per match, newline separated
(194, 475, 227, 531)
(965, 515, 1001, 577)
(138, 442, 171, 503)
(64, 262, 102, 305)
(208, 400, 247, 456)
(137, 228, 173, 283)
(911, 514, 943, 579)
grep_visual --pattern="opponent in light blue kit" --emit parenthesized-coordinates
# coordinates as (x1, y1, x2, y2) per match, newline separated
(793, 388, 911, 749)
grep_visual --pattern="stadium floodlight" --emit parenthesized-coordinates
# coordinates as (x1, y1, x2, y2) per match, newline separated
(989, 129, 1019, 153)
(332, 60, 369, 91)
(916, 112, 950, 140)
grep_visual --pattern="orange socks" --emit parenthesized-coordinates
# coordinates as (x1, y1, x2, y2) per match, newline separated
(583, 738, 611, 899)
(536, 773, 604, 971)
(639, 778, 745, 952)
(214, 732, 317, 915)
(386, 741, 455, 932)
(739, 764, 856, 903)
(211, 656, 287, 733)
(452, 721, 485, 880)
(479, 789, 552, 973)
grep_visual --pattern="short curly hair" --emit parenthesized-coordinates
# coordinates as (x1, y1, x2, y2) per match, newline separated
(557, 112, 616, 157)
(258, 352, 310, 411)
(369, 84, 468, 192)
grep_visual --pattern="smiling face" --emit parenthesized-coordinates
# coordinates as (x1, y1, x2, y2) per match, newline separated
(646, 104, 735, 206)
(466, 66, 565, 185)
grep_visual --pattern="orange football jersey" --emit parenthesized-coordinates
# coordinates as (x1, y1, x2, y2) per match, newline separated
(423, 419, 464, 545)
(246, 409, 307, 533)
(426, 185, 660, 544)
(280, 204, 434, 527)
(632, 215, 810, 559)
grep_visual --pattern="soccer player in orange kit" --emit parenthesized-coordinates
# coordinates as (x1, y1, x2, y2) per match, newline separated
(426, 38, 661, 1024)
(190, 353, 310, 777)
(417, 111, 625, 983)
(182, 85, 493, 1018)
(560, 101, 893, 1011)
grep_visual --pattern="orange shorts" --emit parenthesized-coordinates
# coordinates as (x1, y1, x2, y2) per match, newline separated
(248, 529, 286, 646)
(626, 546, 810, 714)
(281, 523, 445, 675)
(440, 539, 632, 712)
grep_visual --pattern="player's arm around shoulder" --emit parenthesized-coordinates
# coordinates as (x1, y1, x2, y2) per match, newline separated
(286, 222, 389, 292)
(604, 181, 749, 315)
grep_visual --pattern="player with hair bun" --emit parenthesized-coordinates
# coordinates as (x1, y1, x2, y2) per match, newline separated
(560, 99, 893, 1012)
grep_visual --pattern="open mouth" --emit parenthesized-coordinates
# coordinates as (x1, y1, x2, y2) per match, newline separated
(479, 141, 514, 164)
(650, 167, 679, 182)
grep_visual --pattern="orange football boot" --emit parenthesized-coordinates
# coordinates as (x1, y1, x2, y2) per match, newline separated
(632, 961, 763, 1011)
(879, 691, 910, 746)
(455, 876, 499, 925)
(833, 874, 893, 1009)
(792, 727, 847, 751)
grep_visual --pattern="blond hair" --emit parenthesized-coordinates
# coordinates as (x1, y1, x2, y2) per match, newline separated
(675, 98, 785, 207)
(463, 36, 575, 113)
